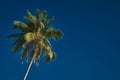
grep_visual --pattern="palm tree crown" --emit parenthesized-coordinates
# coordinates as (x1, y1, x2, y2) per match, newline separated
(8, 9, 63, 65)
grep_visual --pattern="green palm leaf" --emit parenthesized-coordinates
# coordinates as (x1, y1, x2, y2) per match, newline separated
(44, 16, 54, 25)
(45, 51, 56, 63)
(13, 21, 30, 31)
(24, 10, 36, 23)
(21, 44, 31, 62)
(8, 33, 25, 39)
(43, 27, 63, 40)
(36, 9, 41, 19)
(12, 41, 24, 53)
(41, 10, 47, 21)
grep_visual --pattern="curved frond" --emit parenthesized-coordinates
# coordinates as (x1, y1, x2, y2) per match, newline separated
(39, 21, 45, 28)
(42, 38, 52, 54)
(49, 50, 56, 60)
(42, 37, 51, 47)
(45, 54, 50, 63)
(43, 27, 63, 40)
(41, 10, 47, 21)
(36, 21, 45, 30)
(13, 21, 29, 31)
(34, 48, 42, 66)
(24, 10, 36, 23)
(21, 47, 28, 61)
(44, 16, 54, 25)
(36, 9, 41, 19)
(13, 37, 25, 46)
(45, 50, 56, 63)
(12, 41, 24, 53)
(42, 38, 56, 62)
(26, 22, 36, 31)
(8, 33, 25, 39)
(21, 44, 31, 62)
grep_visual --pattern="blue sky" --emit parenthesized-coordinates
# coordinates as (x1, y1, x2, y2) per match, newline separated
(0, 0, 120, 80)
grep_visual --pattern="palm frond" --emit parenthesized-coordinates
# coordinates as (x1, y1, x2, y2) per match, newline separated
(13, 21, 30, 31)
(43, 27, 63, 40)
(12, 41, 24, 53)
(45, 54, 50, 63)
(8, 33, 25, 39)
(49, 50, 56, 60)
(36, 9, 41, 19)
(24, 10, 36, 23)
(45, 50, 56, 63)
(41, 10, 47, 21)
(42, 37, 51, 47)
(42, 38, 56, 62)
(13, 37, 25, 46)
(26, 22, 36, 31)
(36, 21, 45, 31)
(44, 16, 54, 25)
(21, 47, 28, 61)
(43, 43, 51, 54)
(21, 44, 31, 62)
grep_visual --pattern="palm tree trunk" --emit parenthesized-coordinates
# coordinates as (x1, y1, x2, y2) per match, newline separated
(24, 44, 38, 80)
(23, 58, 34, 80)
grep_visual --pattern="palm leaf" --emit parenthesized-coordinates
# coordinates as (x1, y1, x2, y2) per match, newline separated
(13, 37, 25, 46)
(36, 9, 41, 19)
(12, 41, 24, 53)
(21, 44, 31, 62)
(24, 10, 36, 23)
(42, 39, 56, 62)
(8, 33, 25, 39)
(13, 21, 29, 31)
(45, 50, 56, 63)
(44, 16, 54, 25)
(49, 50, 56, 60)
(43, 27, 63, 40)
(26, 22, 36, 31)
(45, 54, 50, 63)
(41, 10, 47, 21)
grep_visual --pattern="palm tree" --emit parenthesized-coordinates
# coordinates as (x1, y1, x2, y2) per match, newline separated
(8, 9, 63, 80)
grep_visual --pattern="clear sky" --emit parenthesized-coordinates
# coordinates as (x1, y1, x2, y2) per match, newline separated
(0, 0, 120, 80)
